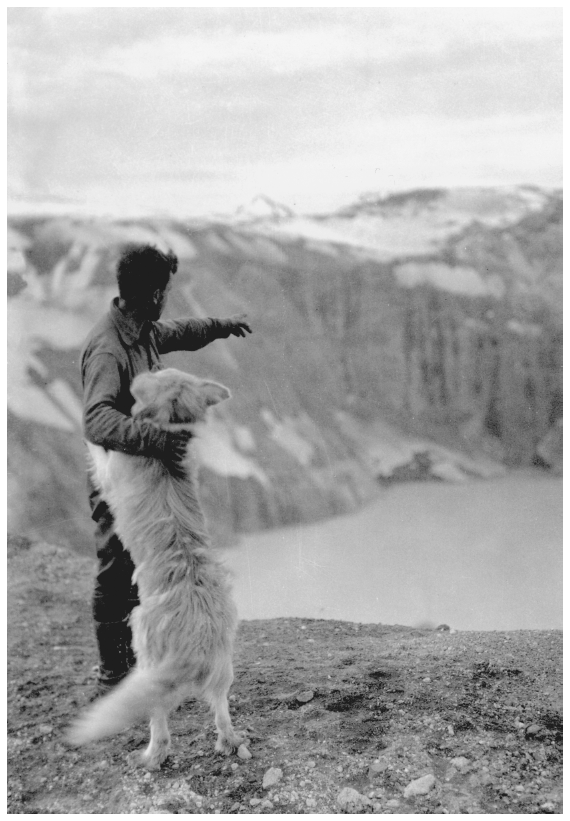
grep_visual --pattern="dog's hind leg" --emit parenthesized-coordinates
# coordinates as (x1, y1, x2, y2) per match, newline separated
(136, 706, 172, 770)
(207, 661, 248, 755)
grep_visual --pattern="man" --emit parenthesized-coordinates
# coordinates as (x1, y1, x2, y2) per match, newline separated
(80, 243, 252, 696)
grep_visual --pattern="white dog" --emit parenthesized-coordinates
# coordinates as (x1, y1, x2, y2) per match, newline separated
(67, 368, 247, 769)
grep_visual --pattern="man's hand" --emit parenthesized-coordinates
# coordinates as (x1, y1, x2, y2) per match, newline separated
(224, 313, 252, 338)
(162, 429, 193, 479)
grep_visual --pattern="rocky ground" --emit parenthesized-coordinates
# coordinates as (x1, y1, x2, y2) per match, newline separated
(8, 536, 562, 814)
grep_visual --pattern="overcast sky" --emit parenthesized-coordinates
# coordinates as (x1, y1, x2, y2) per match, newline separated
(8, 6, 562, 216)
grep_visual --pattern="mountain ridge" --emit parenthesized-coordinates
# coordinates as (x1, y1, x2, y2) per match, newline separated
(7, 185, 562, 551)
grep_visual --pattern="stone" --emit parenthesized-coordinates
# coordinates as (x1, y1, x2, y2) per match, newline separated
(337, 787, 372, 813)
(306, 797, 317, 808)
(404, 774, 437, 798)
(262, 767, 283, 789)
(369, 761, 388, 775)
(249, 797, 262, 806)
(450, 756, 471, 773)
(525, 724, 545, 739)
(296, 690, 314, 704)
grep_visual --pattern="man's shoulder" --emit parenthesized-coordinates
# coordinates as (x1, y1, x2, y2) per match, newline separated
(81, 310, 122, 365)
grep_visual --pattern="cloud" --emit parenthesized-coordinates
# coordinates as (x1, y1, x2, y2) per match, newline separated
(7, 7, 562, 213)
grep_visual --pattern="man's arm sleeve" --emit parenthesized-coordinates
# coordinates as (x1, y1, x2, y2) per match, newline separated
(154, 317, 231, 354)
(83, 352, 168, 456)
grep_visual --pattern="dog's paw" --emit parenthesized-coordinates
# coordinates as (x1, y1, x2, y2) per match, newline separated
(215, 731, 249, 756)
(127, 747, 170, 771)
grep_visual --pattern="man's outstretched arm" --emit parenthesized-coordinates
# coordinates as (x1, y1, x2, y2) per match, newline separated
(155, 313, 252, 354)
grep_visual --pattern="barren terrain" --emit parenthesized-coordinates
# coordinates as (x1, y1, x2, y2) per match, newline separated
(8, 536, 562, 814)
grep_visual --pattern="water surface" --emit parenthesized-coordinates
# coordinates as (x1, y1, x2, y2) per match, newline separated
(221, 471, 562, 631)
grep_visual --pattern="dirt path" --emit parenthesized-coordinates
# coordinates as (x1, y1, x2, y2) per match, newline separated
(8, 537, 562, 814)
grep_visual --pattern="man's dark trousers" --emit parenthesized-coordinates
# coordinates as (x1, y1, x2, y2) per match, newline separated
(88, 475, 139, 687)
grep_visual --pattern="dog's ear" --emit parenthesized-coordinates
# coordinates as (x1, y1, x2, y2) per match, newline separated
(201, 379, 232, 406)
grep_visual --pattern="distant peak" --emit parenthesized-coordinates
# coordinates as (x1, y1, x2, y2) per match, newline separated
(234, 194, 295, 222)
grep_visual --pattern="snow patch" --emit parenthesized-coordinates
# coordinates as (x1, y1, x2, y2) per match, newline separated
(46, 379, 84, 427)
(194, 418, 268, 485)
(261, 409, 315, 466)
(204, 232, 235, 255)
(394, 262, 491, 297)
(153, 225, 198, 259)
(8, 298, 89, 431)
(507, 320, 542, 337)
(8, 249, 27, 275)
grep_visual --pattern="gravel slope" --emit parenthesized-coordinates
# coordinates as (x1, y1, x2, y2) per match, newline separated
(8, 537, 562, 814)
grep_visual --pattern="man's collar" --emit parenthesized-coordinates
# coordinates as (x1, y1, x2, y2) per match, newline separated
(110, 297, 150, 345)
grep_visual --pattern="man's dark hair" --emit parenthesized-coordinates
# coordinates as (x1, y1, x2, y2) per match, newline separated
(116, 244, 178, 304)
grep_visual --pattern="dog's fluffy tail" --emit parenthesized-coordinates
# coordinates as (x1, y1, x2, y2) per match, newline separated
(66, 667, 172, 746)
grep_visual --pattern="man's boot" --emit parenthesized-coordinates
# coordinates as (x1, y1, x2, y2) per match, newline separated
(92, 616, 136, 699)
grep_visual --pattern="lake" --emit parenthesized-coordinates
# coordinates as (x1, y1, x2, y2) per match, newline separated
(220, 471, 562, 631)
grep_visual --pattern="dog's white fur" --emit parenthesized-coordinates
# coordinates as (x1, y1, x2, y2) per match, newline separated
(67, 368, 246, 769)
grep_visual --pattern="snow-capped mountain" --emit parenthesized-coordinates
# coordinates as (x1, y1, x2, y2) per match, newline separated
(7, 186, 562, 551)
(244, 185, 561, 260)
(232, 194, 296, 224)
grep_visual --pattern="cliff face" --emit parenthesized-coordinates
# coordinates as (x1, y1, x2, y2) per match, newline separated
(7, 186, 562, 551)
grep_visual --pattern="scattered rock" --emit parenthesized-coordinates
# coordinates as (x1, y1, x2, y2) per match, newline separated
(450, 756, 471, 773)
(404, 774, 437, 798)
(337, 787, 372, 812)
(306, 797, 316, 808)
(437, 624, 451, 632)
(525, 724, 545, 739)
(386, 798, 400, 808)
(296, 690, 314, 704)
(545, 788, 562, 803)
(369, 761, 388, 775)
(249, 797, 262, 806)
(39, 724, 53, 735)
(262, 767, 283, 789)
(261, 799, 273, 809)
(540, 801, 556, 813)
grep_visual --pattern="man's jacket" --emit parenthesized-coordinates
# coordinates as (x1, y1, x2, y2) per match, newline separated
(81, 298, 231, 457)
